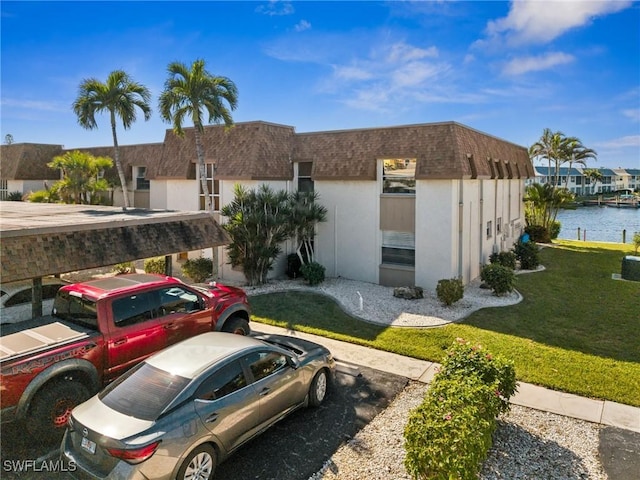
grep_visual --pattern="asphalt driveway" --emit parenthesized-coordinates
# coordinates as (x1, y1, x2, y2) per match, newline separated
(0, 363, 408, 480)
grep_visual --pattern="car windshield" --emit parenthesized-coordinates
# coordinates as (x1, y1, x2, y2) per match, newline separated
(99, 362, 190, 421)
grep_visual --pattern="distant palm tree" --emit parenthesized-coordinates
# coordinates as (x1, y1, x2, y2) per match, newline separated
(73, 70, 151, 209)
(583, 168, 603, 195)
(158, 59, 238, 212)
(529, 128, 565, 185)
(561, 139, 597, 190)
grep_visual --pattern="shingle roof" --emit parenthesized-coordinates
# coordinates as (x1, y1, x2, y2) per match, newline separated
(1, 120, 533, 183)
(293, 122, 531, 180)
(0, 143, 63, 180)
(151, 121, 295, 180)
(75, 143, 164, 181)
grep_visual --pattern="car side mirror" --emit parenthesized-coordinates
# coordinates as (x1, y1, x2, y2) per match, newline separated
(287, 356, 300, 369)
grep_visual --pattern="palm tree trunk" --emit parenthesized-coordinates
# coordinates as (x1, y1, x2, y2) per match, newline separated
(194, 127, 212, 212)
(110, 111, 130, 209)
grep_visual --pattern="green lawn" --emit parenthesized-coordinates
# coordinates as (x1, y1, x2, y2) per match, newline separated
(250, 240, 640, 407)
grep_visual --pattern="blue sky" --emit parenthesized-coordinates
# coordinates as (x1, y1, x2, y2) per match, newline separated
(1, 0, 639, 169)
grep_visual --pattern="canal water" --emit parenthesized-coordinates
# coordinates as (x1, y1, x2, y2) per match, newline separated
(556, 206, 640, 244)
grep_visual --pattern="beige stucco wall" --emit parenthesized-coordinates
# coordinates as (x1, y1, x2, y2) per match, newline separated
(315, 181, 380, 283)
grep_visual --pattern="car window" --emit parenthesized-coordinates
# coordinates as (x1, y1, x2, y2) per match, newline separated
(99, 362, 190, 421)
(42, 284, 64, 300)
(112, 291, 158, 327)
(158, 286, 200, 315)
(195, 361, 247, 401)
(245, 351, 288, 382)
(4, 289, 32, 307)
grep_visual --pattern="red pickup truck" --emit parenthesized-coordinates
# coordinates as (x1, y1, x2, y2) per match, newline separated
(0, 273, 251, 443)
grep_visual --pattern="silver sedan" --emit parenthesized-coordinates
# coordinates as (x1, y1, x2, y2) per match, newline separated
(61, 332, 335, 480)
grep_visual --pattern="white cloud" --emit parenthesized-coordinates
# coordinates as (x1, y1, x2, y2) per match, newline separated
(594, 135, 640, 149)
(294, 20, 311, 32)
(485, 0, 632, 45)
(333, 65, 374, 81)
(1, 98, 68, 113)
(502, 51, 575, 75)
(622, 108, 640, 122)
(255, 1, 294, 16)
(386, 43, 438, 63)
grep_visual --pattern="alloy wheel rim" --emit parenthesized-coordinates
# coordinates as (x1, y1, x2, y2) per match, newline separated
(184, 452, 213, 480)
(315, 372, 327, 401)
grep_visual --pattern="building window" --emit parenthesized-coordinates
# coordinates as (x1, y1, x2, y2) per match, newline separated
(486, 221, 493, 239)
(199, 163, 220, 211)
(135, 166, 150, 190)
(382, 158, 416, 194)
(496, 218, 502, 235)
(0, 179, 8, 200)
(381, 231, 415, 266)
(297, 162, 314, 193)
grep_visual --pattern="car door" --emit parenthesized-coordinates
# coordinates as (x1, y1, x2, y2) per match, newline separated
(243, 349, 305, 430)
(105, 290, 164, 380)
(193, 360, 261, 453)
(155, 285, 212, 346)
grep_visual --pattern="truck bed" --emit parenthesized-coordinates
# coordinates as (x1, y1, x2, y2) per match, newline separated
(0, 316, 93, 362)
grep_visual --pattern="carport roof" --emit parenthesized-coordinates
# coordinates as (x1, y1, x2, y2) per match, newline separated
(0, 202, 229, 283)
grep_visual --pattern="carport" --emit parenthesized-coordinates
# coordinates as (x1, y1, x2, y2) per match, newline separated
(0, 201, 229, 317)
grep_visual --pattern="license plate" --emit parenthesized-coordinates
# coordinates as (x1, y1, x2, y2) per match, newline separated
(81, 436, 96, 454)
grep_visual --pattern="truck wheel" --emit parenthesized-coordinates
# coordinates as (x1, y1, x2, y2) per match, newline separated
(27, 380, 90, 444)
(221, 316, 250, 336)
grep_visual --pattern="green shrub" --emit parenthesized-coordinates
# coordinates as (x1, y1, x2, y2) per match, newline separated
(513, 240, 540, 270)
(144, 257, 166, 275)
(300, 261, 325, 286)
(437, 338, 517, 414)
(112, 262, 135, 274)
(633, 231, 640, 255)
(489, 251, 516, 270)
(480, 263, 515, 296)
(525, 224, 551, 243)
(436, 278, 464, 306)
(7, 191, 24, 201)
(549, 220, 561, 240)
(403, 339, 516, 480)
(182, 257, 214, 283)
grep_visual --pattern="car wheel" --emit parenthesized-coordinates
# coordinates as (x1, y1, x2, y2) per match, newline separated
(27, 380, 90, 444)
(308, 369, 328, 407)
(177, 444, 217, 480)
(221, 316, 250, 336)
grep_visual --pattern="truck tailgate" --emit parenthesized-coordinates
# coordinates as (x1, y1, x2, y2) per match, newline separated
(0, 322, 89, 361)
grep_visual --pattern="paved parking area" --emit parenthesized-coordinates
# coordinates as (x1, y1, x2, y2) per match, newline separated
(0, 364, 408, 480)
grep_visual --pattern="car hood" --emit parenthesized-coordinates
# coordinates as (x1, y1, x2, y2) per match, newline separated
(72, 395, 154, 441)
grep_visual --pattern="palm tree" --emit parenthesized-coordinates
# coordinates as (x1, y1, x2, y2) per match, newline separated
(583, 168, 603, 195)
(158, 59, 238, 212)
(47, 150, 113, 204)
(73, 70, 151, 209)
(560, 138, 597, 190)
(288, 190, 328, 264)
(529, 129, 565, 186)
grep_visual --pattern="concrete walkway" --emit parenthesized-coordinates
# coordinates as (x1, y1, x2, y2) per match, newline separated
(254, 323, 640, 433)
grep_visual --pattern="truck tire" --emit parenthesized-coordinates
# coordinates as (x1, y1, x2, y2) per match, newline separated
(221, 316, 250, 336)
(27, 380, 90, 444)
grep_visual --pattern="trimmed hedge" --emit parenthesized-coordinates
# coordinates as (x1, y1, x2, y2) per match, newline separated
(144, 257, 166, 274)
(182, 257, 214, 283)
(404, 339, 516, 480)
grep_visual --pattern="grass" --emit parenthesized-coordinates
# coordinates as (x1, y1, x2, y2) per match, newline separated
(250, 240, 640, 407)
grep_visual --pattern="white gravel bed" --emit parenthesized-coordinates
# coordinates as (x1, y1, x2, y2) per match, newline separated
(244, 276, 525, 327)
(309, 382, 606, 480)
